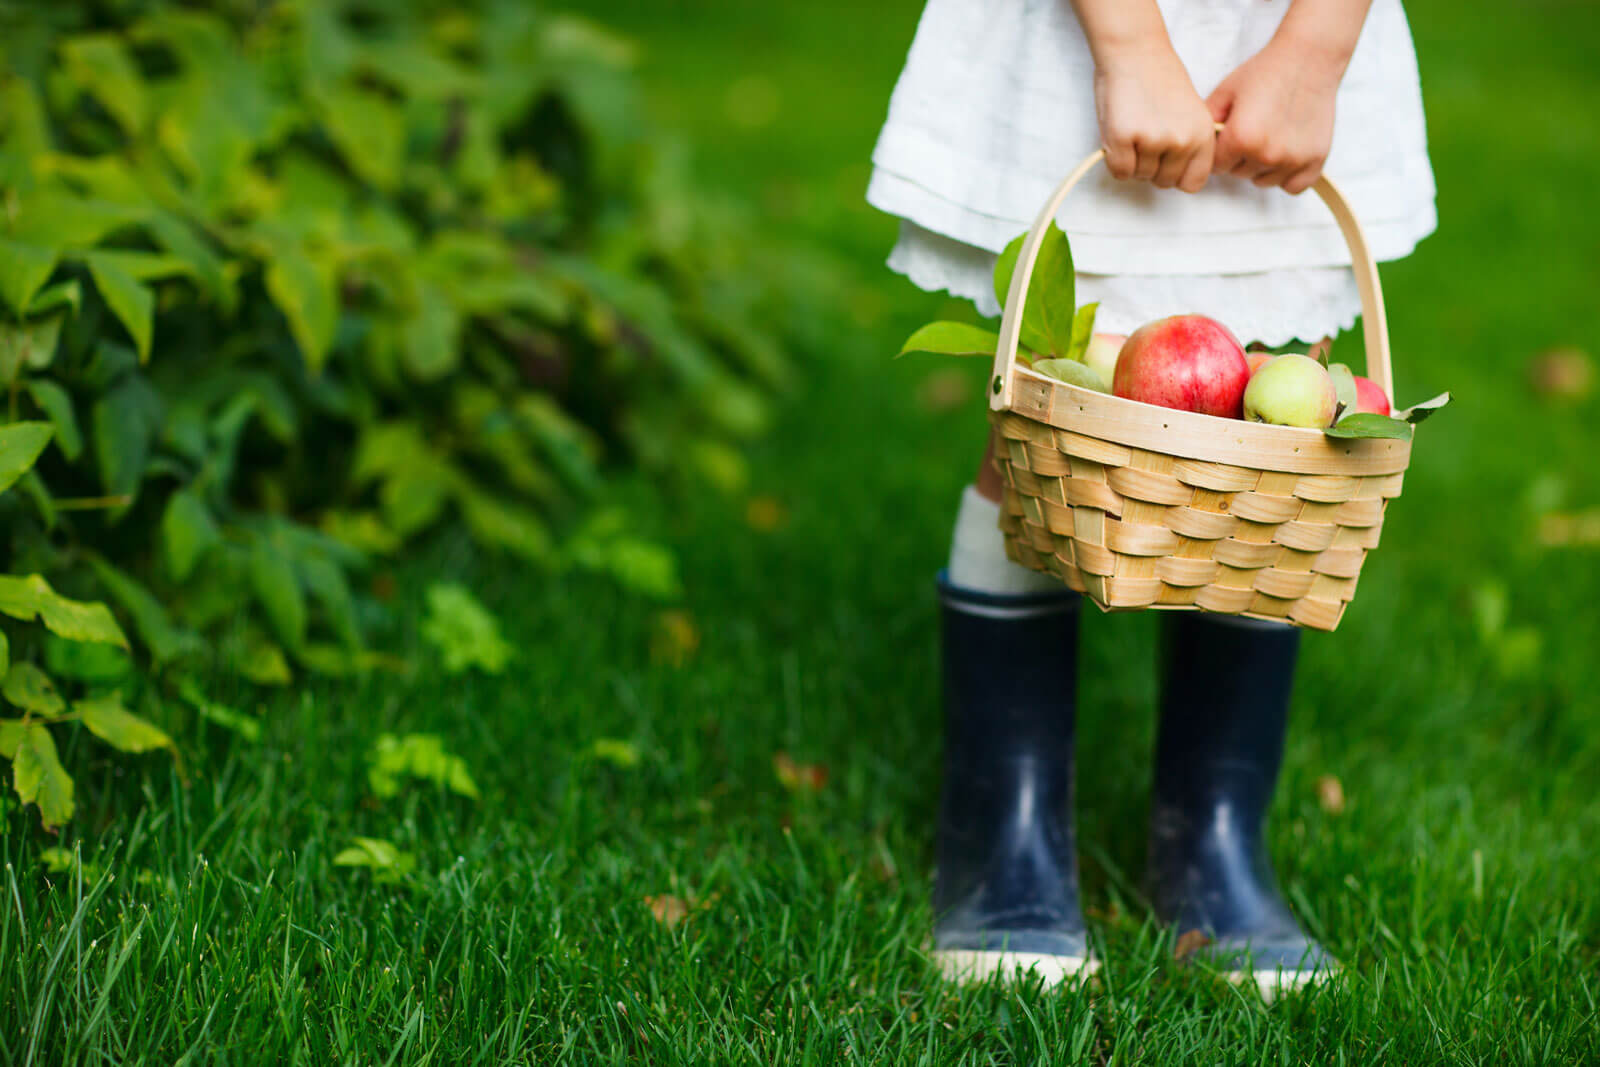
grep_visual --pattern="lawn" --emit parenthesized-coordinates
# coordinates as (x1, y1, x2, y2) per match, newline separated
(4, 0, 1600, 1062)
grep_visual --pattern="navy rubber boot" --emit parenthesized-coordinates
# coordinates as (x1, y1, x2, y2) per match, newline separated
(1148, 613, 1336, 998)
(931, 573, 1095, 986)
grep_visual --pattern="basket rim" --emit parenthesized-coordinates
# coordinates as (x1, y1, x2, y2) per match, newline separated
(1001, 366, 1413, 477)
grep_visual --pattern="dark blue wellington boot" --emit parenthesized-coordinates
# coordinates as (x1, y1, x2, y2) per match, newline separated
(1148, 613, 1337, 998)
(931, 573, 1096, 986)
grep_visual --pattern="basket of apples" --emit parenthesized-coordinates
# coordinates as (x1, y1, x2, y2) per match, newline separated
(902, 149, 1447, 631)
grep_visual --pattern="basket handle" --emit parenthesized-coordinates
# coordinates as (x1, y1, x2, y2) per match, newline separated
(990, 132, 1394, 411)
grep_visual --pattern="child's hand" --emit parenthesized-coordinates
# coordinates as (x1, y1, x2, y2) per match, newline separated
(1093, 43, 1216, 193)
(1207, 24, 1357, 194)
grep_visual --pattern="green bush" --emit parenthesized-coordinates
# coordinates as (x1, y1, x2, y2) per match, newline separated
(0, 1, 790, 828)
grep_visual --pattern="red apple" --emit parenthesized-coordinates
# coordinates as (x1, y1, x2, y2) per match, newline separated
(1352, 375, 1390, 415)
(1113, 315, 1251, 419)
(1246, 352, 1273, 376)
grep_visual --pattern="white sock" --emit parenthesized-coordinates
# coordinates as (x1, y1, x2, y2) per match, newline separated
(946, 485, 1063, 596)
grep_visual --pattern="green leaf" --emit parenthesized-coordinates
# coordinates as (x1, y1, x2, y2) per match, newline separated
(59, 33, 148, 134)
(176, 677, 260, 742)
(367, 733, 479, 800)
(0, 631, 8, 678)
(0, 314, 65, 383)
(12, 724, 73, 829)
(420, 583, 512, 675)
(249, 542, 307, 650)
(1064, 302, 1098, 363)
(897, 322, 1002, 359)
(264, 246, 338, 373)
(162, 489, 221, 582)
(332, 837, 416, 883)
(235, 634, 292, 686)
(1323, 413, 1415, 441)
(296, 553, 361, 650)
(457, 483, 552, 563)
(0, 422, 54, 493)
(87, 558, 196, 663)
(86, 254, 155, 362)
(0, 719, 21, 760)
(1397, 391, 1452, 424)
(27, 281, 83, 318)
(44, 636, 131, 682)
(400, 290, 462, 381)
(0, 240, 59, 315)
(8, 191, 147, 249)
(590, 738, 640, 769)
(93, 374, 163, 505)
(1329, 363, 1359, 415)
(1032, 358, 1110, 393)
(318, 85, 406, 190)
(74, 250, 194, 283)
(78, 691, 174, 754)
(0, 574, 128, 647)
(4, 663, 65, 716)
(993, 224, 1076, 356)
(25, 380, 81, 459)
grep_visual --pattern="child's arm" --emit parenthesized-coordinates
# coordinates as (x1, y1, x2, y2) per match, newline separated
(1207, 0, 1376, 194)
(1069, 0, 1215, 193)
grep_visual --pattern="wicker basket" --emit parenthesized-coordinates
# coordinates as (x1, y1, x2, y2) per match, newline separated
(988, 148, 1412, 632)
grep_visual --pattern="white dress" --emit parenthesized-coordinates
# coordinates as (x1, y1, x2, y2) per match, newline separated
(867, 0, 1437, 345)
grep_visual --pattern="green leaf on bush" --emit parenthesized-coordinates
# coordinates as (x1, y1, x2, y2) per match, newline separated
(1324, 414, 1415, 441)
(162, 489, 221, 582)
(44, 636, 131, 682)
(457, 483, 552, 563)
(264, 246, 338, 373)
(87, 558, 195, 663)
(1, 314, 65, 383)
(93, 374, 163, 503)
(0, 422, 54, 493)
(0, 719, 20, 760)
(86, 254, 155, 362)
(400, 292, 462, 381)
(367, 732, 480, 799)
(4, 663, 65, 716)
(897, 322, 1001, 359)
(421, 583, 512, 675)
(176, 678, 261, 742)
(993, 224, 1076, 357)
(0, 574, 127, 647)
(0, 631, 8, 678)
(78, 691, 175, 754)
(318, 85, 405, 190)
(297, 554, 361, 650)
(24, 381, 81, 459)
(59, 33, 148, 134)
(0, 240, 59, 315)
(333, 836, 416, 883)
(12, 724, 73, 829)
(249, 542, 307, 651)
(27, 281, 83, 318)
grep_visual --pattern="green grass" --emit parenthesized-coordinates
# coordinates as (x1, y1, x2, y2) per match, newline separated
(5, 0, 1600, 1062)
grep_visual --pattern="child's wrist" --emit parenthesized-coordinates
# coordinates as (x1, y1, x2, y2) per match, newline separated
(1268, 8, 1364, 83)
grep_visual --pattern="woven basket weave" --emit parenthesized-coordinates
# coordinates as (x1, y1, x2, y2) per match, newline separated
(987, 147, 1412, 632)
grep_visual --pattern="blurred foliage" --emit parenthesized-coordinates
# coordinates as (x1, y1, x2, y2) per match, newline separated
(0, 0, 792, 829)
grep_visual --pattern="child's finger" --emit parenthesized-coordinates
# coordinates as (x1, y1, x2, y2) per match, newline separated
(1103, 138, 1137, 180)
(1252, 165, 1293, 189)
(1282, 161, 1324, 195)
(1152, 147, 1191, 189)
(1132, 145, 1162, 182)
(1177, 145, 1212, 193)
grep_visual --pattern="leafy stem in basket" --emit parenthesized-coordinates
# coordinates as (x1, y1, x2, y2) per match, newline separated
(1323, 391, 1452, 440)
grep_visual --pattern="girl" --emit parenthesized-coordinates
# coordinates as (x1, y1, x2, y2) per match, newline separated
(868, 0, 1434, 994)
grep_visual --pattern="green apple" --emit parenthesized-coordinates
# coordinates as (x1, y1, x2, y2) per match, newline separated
(1242, 354, 1339, 428)
(1082, 332, 1126, 386)
(1327, 362, 1359, 417)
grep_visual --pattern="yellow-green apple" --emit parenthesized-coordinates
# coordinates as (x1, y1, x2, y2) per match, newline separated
(1327, 362, 1359, 415)
(1112, 315, 1250, 419)
(1082, 332, 1126, 386)
(1353, 375, 1390, 415)
(1243, 354, 1339, 428)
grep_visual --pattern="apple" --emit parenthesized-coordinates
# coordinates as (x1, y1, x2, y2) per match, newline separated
(1327, 362, 1359, 415)
(1246, 351, 1273, 376)
(1243, 354, 1339, 428)
(1352, 375, 1391, 415)
(1082, 332, 1126, 387)
(1112, 315, 1250, 419)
